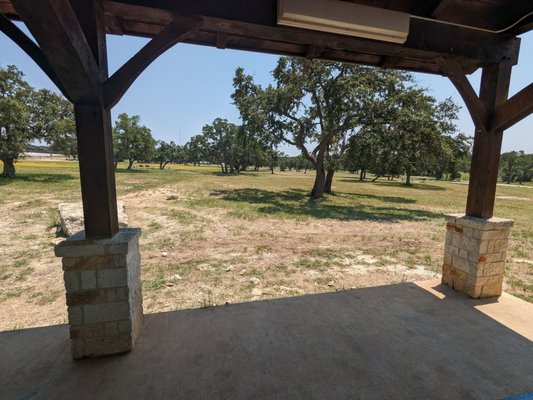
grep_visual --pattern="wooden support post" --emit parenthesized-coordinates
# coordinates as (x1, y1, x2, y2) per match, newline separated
(72, 1, 118, 238)
(13, 0, 119, 238)
(466, 63, 512, 218)
(75, 104, 119, 238)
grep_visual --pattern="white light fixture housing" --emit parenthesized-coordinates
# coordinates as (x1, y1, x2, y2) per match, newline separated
(277, 0, 410, 44)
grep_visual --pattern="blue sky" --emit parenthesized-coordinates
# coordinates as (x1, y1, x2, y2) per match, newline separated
(1, 27, 532, 154)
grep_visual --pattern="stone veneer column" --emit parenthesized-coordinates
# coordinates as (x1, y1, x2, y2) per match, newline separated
(442, 214, 513, 298)
(55, 228, 143, 359)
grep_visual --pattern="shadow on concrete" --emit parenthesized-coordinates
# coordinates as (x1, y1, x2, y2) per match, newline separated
(1, 282, 532, 400)
(220, 188, 440, 222)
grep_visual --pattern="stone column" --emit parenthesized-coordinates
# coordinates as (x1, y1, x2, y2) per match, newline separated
(442, 214, 513, 298)
(55, 228, 143, 359)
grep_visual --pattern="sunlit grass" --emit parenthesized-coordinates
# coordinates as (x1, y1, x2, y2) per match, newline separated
(1, 159, 532, 306)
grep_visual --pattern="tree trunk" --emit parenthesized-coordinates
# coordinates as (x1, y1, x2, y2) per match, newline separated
(371, 175, 381, 182)
(310, 162, 326, 200)
(405, 170, 412, 186)
(127, 159, 134, 170)
(324, 168, 335, 193)
(359, 169, 365, 181)
(0, 158, 16, 178)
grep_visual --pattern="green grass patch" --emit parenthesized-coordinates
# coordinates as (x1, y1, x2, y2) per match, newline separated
(0, 288, 24, 303)
(165, 209, 197, 224)
(31, 289, 63, 306)
(294, 258, 327, 271)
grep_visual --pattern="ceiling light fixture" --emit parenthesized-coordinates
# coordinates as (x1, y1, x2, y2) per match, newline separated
(277, 0, 410, 44)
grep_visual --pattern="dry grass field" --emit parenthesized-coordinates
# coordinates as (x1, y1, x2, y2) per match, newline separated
(0, 160, 532, 331)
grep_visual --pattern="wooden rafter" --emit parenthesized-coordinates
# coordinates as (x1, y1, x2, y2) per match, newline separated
(411, 0, 444, 17)
(305, 45, 322, 60)
(104, 15, 202, 109)
(101, 0, 520, 70)
(0, 13, 70, 99)
(12, 0, 102, 103)
(435, 57, 487, 131)
(216, 32, 228, 49)
(71, 0, 109, 81)
(380, 56, 401, 69)
(491, 82, 533, 132)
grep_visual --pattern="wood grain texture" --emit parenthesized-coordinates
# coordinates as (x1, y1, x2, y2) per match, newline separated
(104, 15, 202, 109)
(12, 0, 103, 104)
(435, 57, 487, 131)
(466, 63, 512, 219)
(492, 81, 533, 132)
(0, 13, 69, 99)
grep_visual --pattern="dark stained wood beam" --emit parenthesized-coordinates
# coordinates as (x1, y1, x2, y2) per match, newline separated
(70, 0, 108, 81)
(380, 56, 401, 69)
(103, 0, 520, 67)
(0, 13, 70, 99)
(305, 45, 322, 60)
(105, 14, 124, 35)
(12, 0, 103, 103)
(104, 15, 202, 109)
(216, 31, 228, 49)
(72, 1, 118, 239)
(435, 57, 487, 131)
(466, 62, 512, 219)
(11, 0, 120, 238)
(75, 104, 118, 238)
(0, 2, 15, 15)
(491, 82, 533, 132)
(410, 0, 444, 17)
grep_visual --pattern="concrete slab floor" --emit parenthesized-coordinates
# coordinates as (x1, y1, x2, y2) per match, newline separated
(1, 279, 532, 400)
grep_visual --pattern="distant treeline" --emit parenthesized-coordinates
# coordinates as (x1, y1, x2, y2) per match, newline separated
(499, 151, 533, 183)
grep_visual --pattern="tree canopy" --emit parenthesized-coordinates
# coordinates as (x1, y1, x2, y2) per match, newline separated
(232, 57, 465, 196)
(0, 65, 75, 177)
(113, 113, 156, 170)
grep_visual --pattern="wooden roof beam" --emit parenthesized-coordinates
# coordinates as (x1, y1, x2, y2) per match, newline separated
(104, 0, 520, 67)
(491, 81, 533, 132)
(305, 45, 322, 60)
(0, 13, 70, 99)
(11, 0, 103, 104)
(410, 0, 444, 18)
(104, 15, 203, 109)
(216, 32, 228, 49)
(380, 56, 402, 69)
(435, 57, 487, 131)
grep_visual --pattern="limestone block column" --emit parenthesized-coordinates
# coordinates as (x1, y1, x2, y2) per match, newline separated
(55, 228, 143, 359)
(442, 214, 513, 298)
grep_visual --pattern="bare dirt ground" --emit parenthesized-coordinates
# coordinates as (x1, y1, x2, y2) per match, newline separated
(124, 188, 441, 314)
(1, 166, 531, 331)
(0, 187, 440, 330)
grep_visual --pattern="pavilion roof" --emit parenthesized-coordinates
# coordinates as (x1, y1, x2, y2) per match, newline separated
(2, 0, 533, 75)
